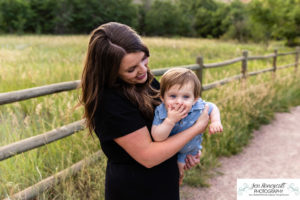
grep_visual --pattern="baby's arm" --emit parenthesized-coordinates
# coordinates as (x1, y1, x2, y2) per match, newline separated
(151, 119, 174, 142)
(152, 104, 188, 141)
(208, 104, 223, 134)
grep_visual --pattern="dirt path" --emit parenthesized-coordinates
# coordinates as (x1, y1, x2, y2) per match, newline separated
(180, 106, 300, 200)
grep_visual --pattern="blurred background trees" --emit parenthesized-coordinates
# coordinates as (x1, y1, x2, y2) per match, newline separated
(0, 0, 299, 46)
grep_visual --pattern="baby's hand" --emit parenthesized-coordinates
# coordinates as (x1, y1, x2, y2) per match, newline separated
(166, 103, 187, 124)
(209, 121, 223, 134)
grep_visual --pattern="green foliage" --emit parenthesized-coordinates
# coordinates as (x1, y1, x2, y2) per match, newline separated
(144, 0, 191, 36)
(0, 0, 31, 33)
(0, 0, 299, 46)
(27, 0, 59, 33)
(145, 0, 300, 45)
(0, 0, 138, 34)
(248, 0, 300, 46)
(175, 0, 226, 38)
(193, 0, 217, 37)
(248, 0, 278, 45)
(274, 0, 300, 46)
(194, 7, 214, 37)
(68, 0, 138, 34)
(221, 0, 251, 42)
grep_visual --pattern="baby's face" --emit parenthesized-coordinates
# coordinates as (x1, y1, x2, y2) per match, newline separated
(162, 82, 197, 112)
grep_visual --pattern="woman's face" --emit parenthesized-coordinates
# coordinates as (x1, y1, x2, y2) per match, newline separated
(118, 51, 149, 85)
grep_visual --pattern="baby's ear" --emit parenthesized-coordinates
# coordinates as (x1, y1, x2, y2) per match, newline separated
(193, 97, 199, 105)
(160, 96, 164, 103)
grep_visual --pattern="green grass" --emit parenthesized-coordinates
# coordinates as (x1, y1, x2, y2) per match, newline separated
(0, 35, 299, 199)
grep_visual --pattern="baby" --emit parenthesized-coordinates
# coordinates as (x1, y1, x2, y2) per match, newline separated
(151, 68, 223, 184)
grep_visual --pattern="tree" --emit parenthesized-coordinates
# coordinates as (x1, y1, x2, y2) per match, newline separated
(194, 0, 229, 38)
(222, 0, 251, 42)
(0, 0, 31, 33)
(273, 0, 300, 46)
(248, 0, 279, 46)
(68, 0, 138, 34)
(144, 0, 191, 36)
(27, 0, 59, 33)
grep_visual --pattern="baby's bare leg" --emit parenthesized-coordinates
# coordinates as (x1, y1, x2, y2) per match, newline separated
(178, 162, 185, 185)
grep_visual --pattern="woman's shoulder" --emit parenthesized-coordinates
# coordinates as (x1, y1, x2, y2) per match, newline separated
(100, 88, 137, 112)
(102, 87, 127, 103)
(96, 88, 133, 115)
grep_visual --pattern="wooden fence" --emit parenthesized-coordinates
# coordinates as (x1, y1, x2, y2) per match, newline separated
(1, 47, 299, 200)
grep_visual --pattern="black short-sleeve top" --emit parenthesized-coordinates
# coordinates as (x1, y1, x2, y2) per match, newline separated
(93, 79, 179, 200)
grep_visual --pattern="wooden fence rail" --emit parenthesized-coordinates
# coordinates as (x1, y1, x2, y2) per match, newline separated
(0, 120, 84, 161)
(202, 74, 243, 91)
(248, 67, 274, 77)
(3, 151, 101, 200)
(248, 54, 275, 60)
(1, 47, 299, 200)
(0, 80, 80, 105)
(204, 57, 244, 68)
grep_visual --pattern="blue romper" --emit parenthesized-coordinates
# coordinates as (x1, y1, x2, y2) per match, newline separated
(152, 98, 214, 163)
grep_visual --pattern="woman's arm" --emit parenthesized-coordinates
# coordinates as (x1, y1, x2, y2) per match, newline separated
(115, 105, 210, 168)
(151, 119, 174, 142)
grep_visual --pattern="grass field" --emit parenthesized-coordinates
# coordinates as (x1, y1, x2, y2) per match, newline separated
(0, 35, 299, 199)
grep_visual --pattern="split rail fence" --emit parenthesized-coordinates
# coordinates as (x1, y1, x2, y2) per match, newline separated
(0, 47, 299, 200)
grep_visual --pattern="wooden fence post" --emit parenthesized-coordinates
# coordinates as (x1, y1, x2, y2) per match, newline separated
(295, 46, 300, 73)
(242, 50, 248, 79)
(196, 56, 204, 97)
(273, 49, 278, 76)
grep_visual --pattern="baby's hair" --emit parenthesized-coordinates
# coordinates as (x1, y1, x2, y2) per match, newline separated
(160, 68, 201, 98)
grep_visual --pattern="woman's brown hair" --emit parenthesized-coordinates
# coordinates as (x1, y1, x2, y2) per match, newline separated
(80, 22, 159, 134)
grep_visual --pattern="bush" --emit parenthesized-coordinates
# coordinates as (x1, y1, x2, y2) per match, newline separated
(68, 0, 138, 34)
(144, 0, 192, 36)
(0, 0, 31, 33)
(221, 0, 251, 42)
(27, 0, 59, 33)
(0, 0, 298, 47)
(0, 0, 138, 34)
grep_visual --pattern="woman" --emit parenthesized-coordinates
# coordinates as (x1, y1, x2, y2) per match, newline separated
(80, 22, 209, 200)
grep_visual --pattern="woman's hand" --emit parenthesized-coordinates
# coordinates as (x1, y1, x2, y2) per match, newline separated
(183, 150, 202, 170)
